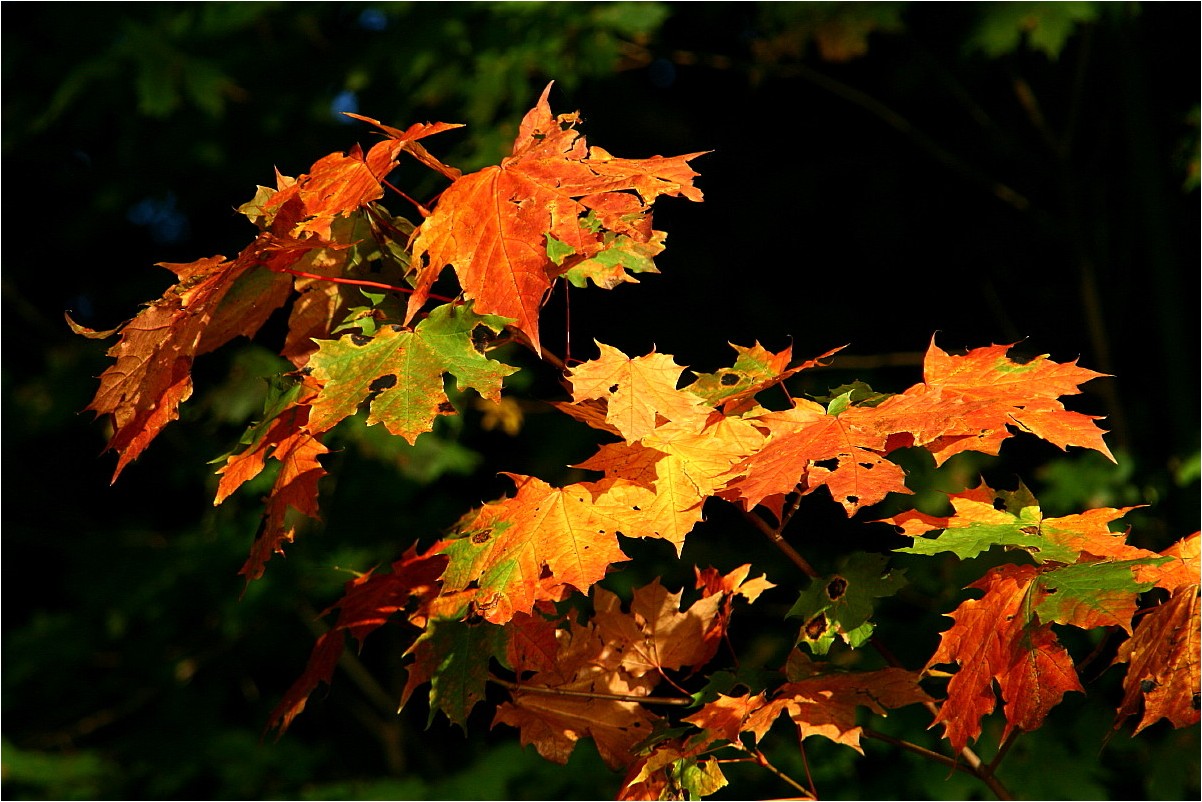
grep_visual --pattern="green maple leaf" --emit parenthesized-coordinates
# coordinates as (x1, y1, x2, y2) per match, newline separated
(895, 504, 1078, 563)
(788, 553, 906, 654)
(403, 618, 507, 728)
(1034, 558, 1165, 631)
(307, 302, 517, 441)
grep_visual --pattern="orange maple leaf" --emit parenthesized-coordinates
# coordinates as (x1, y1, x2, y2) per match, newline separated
(405, 84, 704, 353)
(494, 613, 659, 770)
(436, 474, 631, 624)
(215, 398, 330, 582)
(1112, 532, 1201, 734)
(879, 339, 1115, 464)
(724, 398, 910, 515)
(568, 343, 711, 441)
(682, 655, 930, 754)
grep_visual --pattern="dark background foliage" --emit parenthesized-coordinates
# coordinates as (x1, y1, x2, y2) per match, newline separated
(3, 3, 1197, 799)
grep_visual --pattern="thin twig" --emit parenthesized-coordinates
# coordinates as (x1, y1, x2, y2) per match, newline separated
(862, 728, 1012, 800)
(984, 729, 1020, 779)
(381, 178, 431, 217)
(747, 744, 816, 799)
(739, 505, 820, 578)
(777, 491, 806, 532)
(870, 636, 1014, 800)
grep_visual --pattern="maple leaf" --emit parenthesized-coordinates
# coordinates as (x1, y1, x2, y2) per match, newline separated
(436, 474, 631, 624)
(769, 654, 933, 753)
(267, 545, 447, 734)
(401, 618, 507, 728)
(593, 582, 724, 677)
(723, 394, 910, 515)
(211, 380, 332, 580)
(306, 302, 517, 442)
(1133, 529, 1201, 591)
(83, 254, 292, 480)
(405, 83, 704, 353)
(568, 342, 712, 442)
(559, 228, 666, 290)
(788, 553, 906, 654)
(1111, 532, 1201, 734)
(493, 572, 769, 772)
(619, 742, 728, 802)
(687, 342, 842, 409)
(340, 114, 465, 182)
(682, 653, 931, 754)
(695, 564, 777, 665)
(876, 339, 1115, 464)
(258, 138, 413, 239)
(493, 613, 660, 770)
(925, 563, 1086, 752)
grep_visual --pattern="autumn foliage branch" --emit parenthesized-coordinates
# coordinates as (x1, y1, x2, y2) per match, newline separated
(75, 83, 1199, 800)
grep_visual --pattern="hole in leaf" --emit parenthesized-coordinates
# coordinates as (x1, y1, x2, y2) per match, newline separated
(826, 577, 848, 600)
(846, 495, 859, 504)
(804, 614, 827, 640)
(720, 373, 739, 386)
(814, 458, 838, 471)
(993, 497, 1007, 511)
(350, 333, 372, 346)
(1141, 679, 1158, 694)
(470, 325, 492, 353)
(369, 374, 398, 392)
(608, 384, 619, 394)
(437, 401, 457, 414)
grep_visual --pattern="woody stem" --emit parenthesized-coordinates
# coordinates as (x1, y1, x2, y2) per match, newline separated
(862, 728, 1013, 800)
(739, 506, 820, 578)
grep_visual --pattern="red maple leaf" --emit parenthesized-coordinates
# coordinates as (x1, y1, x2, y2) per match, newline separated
(925, 563, 1084, 752)
(82, 254, 291, 480)
(267, 545, 447, 734)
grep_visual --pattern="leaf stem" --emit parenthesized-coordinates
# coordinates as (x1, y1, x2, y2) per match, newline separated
(381, 178, 432, 217)
(489, 675, 692, 706)
(265, 263, 458, 306)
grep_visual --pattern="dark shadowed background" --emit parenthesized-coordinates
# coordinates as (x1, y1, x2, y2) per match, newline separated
(3, 3, 1198, 799)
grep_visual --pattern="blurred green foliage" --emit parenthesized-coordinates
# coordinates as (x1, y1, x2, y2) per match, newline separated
(3, 2, 1197, 799)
